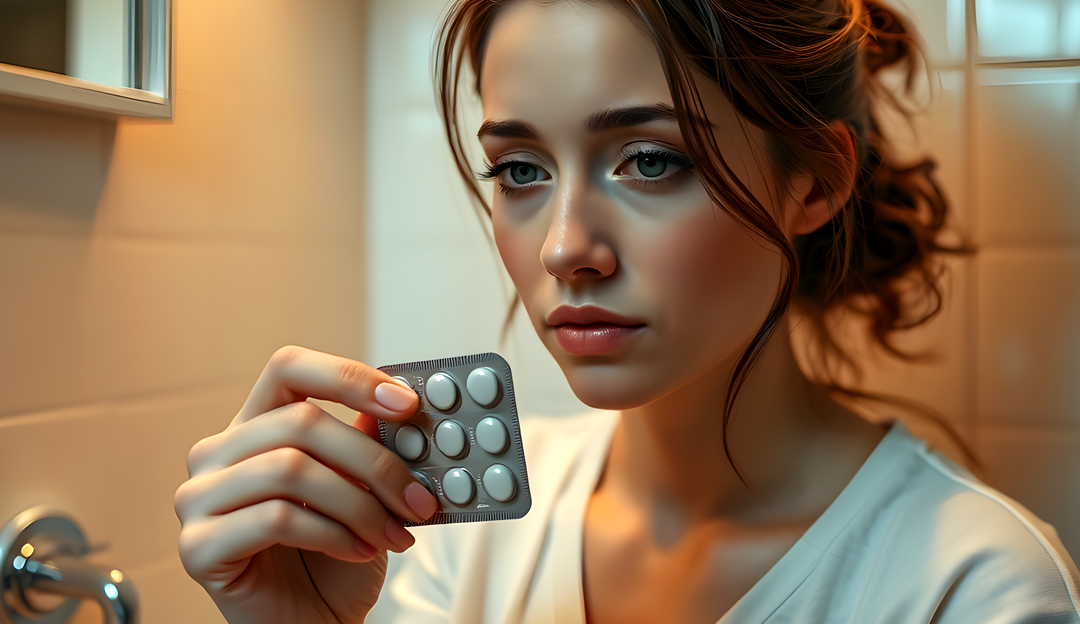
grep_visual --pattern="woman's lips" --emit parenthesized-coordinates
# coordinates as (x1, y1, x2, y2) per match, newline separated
(553, 323, 643, 355)
(547, 305, 645, 355)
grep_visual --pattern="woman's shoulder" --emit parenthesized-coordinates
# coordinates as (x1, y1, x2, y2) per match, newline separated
(850, 422, 1080, 621)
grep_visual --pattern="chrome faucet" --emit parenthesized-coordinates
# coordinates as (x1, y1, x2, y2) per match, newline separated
(1, 506, 139, 624)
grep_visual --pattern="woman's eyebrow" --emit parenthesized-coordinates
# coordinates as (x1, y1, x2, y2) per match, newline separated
(582, 103, 678, 134)
(477, 103, 690, 140)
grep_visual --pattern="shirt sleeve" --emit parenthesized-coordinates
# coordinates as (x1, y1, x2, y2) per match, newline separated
(930, 542, 1080, 624)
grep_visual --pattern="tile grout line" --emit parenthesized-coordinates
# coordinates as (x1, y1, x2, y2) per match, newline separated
(0, 377, 250, 426)
(963, 0, 981, 451)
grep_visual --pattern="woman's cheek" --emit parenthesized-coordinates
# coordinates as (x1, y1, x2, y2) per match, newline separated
(635, 210, 781, 346)
(493, 206, 542, 307)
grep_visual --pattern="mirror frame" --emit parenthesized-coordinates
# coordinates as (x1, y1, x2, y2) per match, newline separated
(0, 0, 171, 119)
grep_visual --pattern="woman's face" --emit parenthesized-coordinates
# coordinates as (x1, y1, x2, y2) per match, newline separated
(480, 0, 791, 410)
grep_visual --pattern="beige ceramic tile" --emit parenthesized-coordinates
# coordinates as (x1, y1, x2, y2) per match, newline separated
(849, 255, 973, 428)
(0, 103, 114, 237)
(0, 233, 224, 415)
(0, 382, 247, 576)
(892, 0, 967, 67)
(976, 250, 1080, 427)
(174, 0, 368, 108)
(790, 254, 975, 467)
(976, 77, 1080, 247)
(95, 0, 369, 245)
(101, 88, 367, 247)
(874, 69, 970, 236)
(0, 232, 366, 417)
(0, 234, 97, 414)
(975, 423, 1080, 558)
(976, 0, 1080, 61)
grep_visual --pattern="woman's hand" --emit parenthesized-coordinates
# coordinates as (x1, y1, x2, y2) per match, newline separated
(174, 346, 440, 624)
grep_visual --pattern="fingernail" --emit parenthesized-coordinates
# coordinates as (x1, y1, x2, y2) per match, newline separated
(404, 482, 439, 520)
(384, 517, 415, 551)
(353, 537, 377, 560)
(375, 382, 416, 412)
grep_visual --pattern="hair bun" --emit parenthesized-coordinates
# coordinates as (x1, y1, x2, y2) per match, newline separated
(861, 0, 914, 74)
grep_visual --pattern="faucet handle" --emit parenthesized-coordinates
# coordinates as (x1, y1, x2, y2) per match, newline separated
(0, 506, 139, 624)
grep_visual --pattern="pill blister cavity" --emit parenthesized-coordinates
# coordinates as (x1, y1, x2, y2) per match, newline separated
(426, 372, 458, 411)
(482, 464, 516, 502)
(442, 468, 475, 505)
(392, 376, 413, 390)
(395, 424, 427, 461)
(411, 470, 438, 498)
(466, 367, 500, 407)
(435, 420, 468, 458)
(476, 416, 509, 455)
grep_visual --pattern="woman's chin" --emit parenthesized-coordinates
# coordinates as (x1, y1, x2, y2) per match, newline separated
(558, 365, 661, 411)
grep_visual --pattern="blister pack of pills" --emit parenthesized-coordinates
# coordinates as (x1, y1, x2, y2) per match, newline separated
(378, 353, 531, 526)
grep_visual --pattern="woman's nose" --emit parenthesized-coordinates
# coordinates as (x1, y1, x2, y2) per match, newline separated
(539, 179, 617, 283)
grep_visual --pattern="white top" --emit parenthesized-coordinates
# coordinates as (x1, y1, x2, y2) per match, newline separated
(378, 411, 1080, 623)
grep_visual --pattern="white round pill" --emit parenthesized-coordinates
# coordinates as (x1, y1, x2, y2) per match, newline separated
(466, 367, 500, 407)
(482, 464, 516, 502)
(442, 468, 475, 505)
(426, 372, 458, 411)
(435, 420, 467, 458)
(476, 416, 509, 455)
(394, 424, 426, 461)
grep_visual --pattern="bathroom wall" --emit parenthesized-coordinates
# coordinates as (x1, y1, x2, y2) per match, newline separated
(0, 0, 368, 622)
(365, 1, 1080, 620)
(0, 0, 1075, 621)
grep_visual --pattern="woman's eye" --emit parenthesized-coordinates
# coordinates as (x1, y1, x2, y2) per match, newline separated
(509, 164, 539, 185)
(479, 159, 551, 196)
(616, 147, 693, 188)
(636, 154, 668, 178)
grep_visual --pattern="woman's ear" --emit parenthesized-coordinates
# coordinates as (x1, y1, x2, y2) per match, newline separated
(785, 120, 857, 236)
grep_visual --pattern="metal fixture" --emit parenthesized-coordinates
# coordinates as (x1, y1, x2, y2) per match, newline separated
(0, 506, 138, 624)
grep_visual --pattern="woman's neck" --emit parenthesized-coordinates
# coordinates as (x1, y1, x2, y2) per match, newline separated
(603, 321, 886, 528)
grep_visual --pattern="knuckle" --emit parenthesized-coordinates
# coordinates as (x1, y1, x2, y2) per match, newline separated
(266, 500, 295, 535)
(268, 345, 305, 372)
(369, 447, 401, 486)
(173, 481, 195, 518)
(351, 491, 385, 528)
(338, 361, 373, 389)
(185, 434, 220, 476)
(286, 401, 324, 437)
(176, 527, 200, 572)
(177, 521, 214, 578)
(272, 447, 311, 485)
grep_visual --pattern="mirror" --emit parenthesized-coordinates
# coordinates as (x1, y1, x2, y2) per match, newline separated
(0, 0, 170, 118)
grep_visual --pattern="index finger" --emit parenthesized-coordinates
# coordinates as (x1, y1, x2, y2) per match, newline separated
(233, 346, 418, 426)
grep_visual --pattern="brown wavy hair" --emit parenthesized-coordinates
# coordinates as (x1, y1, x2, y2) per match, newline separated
(433, 0, 975, 477)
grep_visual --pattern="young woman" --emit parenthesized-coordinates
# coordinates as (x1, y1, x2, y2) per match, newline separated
(174, 1, 1080, 622)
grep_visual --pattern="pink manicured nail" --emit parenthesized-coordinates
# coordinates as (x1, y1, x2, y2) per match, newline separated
(353, 537, 377, 559)
(404, 482, 439, 520)
(384, 517, 415, 551)
(375, 382, 416, 412)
